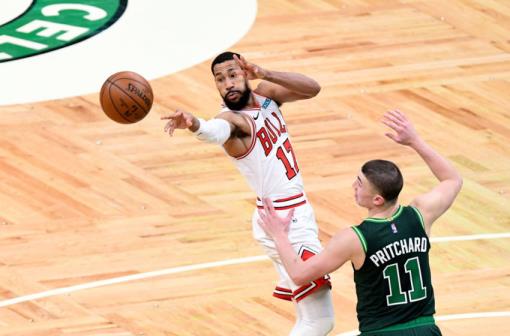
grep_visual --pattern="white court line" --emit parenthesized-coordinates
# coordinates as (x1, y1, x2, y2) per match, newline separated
(0, 255, 269, 308)
(430, 232, 510, 242)
(0, 232, 508, 308)
(335, 311, 510, 336)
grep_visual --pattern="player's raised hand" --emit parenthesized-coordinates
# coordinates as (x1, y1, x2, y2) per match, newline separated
(382, 110, 420, 146)
(234, 54, 267, 80)
(161, 109, 194, 136)
(257, 198, 295, 239)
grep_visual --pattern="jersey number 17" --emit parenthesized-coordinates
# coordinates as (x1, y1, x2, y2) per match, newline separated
(276, 138, 299, 180)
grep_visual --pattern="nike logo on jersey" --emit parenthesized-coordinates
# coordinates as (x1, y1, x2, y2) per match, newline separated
(254, 111, 260, 120)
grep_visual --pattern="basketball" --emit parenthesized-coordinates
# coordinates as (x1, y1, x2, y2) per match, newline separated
(100, 71, 153, 124)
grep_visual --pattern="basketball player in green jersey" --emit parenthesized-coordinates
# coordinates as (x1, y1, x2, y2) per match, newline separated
(257, 110, 463, 335)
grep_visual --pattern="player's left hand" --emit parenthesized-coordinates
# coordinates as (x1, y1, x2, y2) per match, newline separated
(257, 198, 294, 238)
(382, 110, 420, 146)
(234, 54, 267, 80)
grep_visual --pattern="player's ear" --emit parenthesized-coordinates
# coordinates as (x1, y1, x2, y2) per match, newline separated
(373, 195, 385, 206)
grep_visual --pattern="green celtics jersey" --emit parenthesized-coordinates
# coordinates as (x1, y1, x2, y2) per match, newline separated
(351, 205, 436, 332)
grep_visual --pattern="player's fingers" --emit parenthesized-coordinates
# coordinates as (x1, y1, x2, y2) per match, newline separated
(382, 118, 398, 130)
(385, 133, 397, 141)
(393, 109, 406, 119)
(166, 121, 176, 136)
(383, 113, 402, 127)
(258, 212, 271, 229)
(262, 197, 276, 215)
(382, 115, 403, 129)
(257, 219, 268, 232)
(285, 208, 295, 223)
(160, 113, 177, 120)
(234, 54, 245, 68)
(388, 109, 403, 117)
(382, 118, 402, 132)
(164, 120, 172, 131)
(388, 110, 406, 123)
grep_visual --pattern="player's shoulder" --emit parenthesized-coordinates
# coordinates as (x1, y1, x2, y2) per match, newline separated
(254, 82, 282, 107)
(215, 111, 251, 132)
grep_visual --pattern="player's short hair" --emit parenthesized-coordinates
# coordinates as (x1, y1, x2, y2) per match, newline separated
(361, 160, 403, 203)
(211, 51, 241, 74)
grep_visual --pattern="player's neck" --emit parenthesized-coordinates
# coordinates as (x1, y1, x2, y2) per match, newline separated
(246, 93, 260, 109)
(367, 202, 400, 219)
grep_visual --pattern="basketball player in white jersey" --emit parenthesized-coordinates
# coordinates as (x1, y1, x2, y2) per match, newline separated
(161, 52, 335, 335)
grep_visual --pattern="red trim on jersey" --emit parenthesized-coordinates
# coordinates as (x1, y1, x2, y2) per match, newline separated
(293, 248, 331, 302)
(275, 286, 292, 293)
(234, 114, 257, 160)
(256, 193, 303, 202)
(273, 293, 293, 301)
(293, 277, 331, 302)
(256, 193, 306, 210)
(272, 249, 332, 303)
(273, 286, 293, 300)
(274, 193, 304, 203)
(257, 200, 306, 210)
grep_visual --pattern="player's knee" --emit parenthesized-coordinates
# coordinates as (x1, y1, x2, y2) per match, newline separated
(316, 316, 335, 335)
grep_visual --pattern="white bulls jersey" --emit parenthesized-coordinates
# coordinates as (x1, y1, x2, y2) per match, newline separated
(220, 94, 331, 303)
(221, 93, 305, 207)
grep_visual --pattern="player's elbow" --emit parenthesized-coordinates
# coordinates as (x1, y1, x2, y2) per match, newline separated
(291, 271, 315, 287)
(456, 175, 463, 190)
(452, 173, 463, 194)
(292, 275, 309, 287)
(307, 82, 321, 98)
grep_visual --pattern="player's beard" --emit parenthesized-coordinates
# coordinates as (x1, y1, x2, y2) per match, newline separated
(223, 84, 251, 111)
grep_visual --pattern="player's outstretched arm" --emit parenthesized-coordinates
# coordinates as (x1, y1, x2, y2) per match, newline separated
(162, 109, 240, 146)
(383, 110, 463, 234)
(257, 198, 362, 286)
(233, 55, 320, 105)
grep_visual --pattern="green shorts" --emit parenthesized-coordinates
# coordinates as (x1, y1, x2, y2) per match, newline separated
(359, 316, 442, 336)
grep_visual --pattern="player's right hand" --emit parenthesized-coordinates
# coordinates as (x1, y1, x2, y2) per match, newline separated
(257, 198, 295, 239)
(234, 54, 267, 80)
(161, 109, 194, 136)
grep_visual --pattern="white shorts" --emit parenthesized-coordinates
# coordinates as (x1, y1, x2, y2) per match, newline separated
(252, 196, 331, 302)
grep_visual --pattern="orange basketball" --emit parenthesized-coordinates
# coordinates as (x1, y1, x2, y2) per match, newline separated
(100, 71, 153, 124)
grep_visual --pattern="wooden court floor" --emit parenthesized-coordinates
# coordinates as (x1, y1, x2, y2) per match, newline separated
(1, 0, 509, 335)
